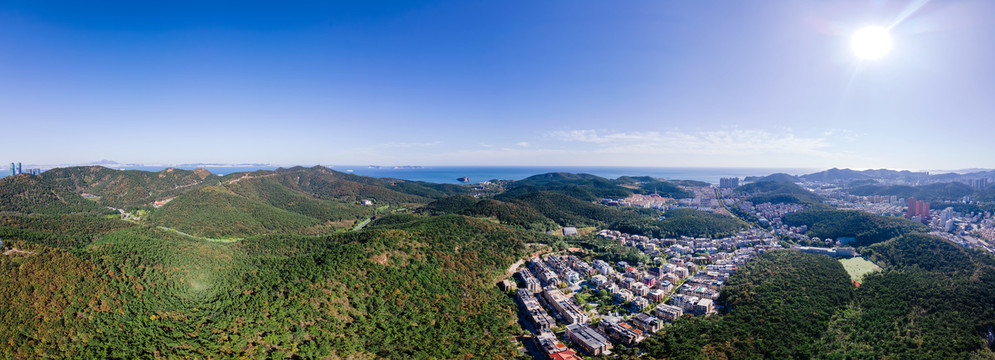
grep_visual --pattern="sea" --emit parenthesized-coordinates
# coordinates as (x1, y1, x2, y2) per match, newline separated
(1, 165, 819, 185)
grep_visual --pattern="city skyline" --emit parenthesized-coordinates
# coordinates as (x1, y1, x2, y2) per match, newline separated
(2, 1, 993, 170)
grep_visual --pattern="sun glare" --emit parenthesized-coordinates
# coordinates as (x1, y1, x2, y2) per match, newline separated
(851, 26, 892, 60)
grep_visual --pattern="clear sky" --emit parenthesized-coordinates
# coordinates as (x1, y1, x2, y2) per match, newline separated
(1, 1, 993, 170)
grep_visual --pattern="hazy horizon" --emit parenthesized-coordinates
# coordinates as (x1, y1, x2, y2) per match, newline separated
(3, 1, 993, 169)
(3, 159, 989, 175)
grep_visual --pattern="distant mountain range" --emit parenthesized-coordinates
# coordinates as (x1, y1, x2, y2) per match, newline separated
(741, 168, 995, 185)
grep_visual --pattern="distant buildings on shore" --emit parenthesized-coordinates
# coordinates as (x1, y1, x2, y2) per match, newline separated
(719, 177, 739, 188)
(8, 162, 41, 176)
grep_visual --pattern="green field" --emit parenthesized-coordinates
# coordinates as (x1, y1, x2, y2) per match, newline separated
(839, 257, 882, 282)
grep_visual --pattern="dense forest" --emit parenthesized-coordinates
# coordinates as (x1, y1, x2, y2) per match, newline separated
(783, 207, 928, 247)
(0, 174, 114, 215)
(0, 214, 551, 359)
(499, 172, 692, 201)
(818, 234, 995, 359)
(41, 166, 220, 209)
(3, 168, 994, 359)
(734, 180, 823, 205)
(641, 250, 854, 359)
(640, 234, 995, 360)
(847, 181, 977, 201)
(149, 186, 329, 238)
(611, 208, 747, 239)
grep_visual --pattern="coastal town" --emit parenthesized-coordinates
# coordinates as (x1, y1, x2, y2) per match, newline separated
(506, 227, 783, 359)
(509, 175, 995, 359)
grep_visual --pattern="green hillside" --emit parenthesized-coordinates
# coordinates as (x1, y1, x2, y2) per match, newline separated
(224, 176, 372, 222)
(783, 208, 927, 247)
(818, 234, 995, 359)
(0, 174, 112, 215)
(613, 176, 694, 198)
(612, 208, 747, 239)
(255, 166, 465, 205)
(0, 214, 133, 249)
(0, 215, 550, 359)
(849, 181, 976, 201)
(150, 186, 326, 238)
(421, 195, 558, 231)
(42, 166, 220, 209)
(735, 180, 823, 204)
(642, 250, 854, 359)
(501, 172, 633, 201)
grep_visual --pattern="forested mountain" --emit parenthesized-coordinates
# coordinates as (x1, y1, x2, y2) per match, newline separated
(611, 208, 747, 239)
(0, 174, 112, 215)
(848, 181, 976, 201)
(149, 186, 329, 238)
(41, 166, 220, 209)
(0, 214, 552, 359)
(38, 165, 471, 211)
(500, 172, 692, 201)
(642, 236, 995, 360)
(3, 168, 994, 359)
(27, 166, 478, 237)
(641, 250, 854, 359)
(613, 176, 694, 198)
(424, 174, 739, 238)
(818, 234, 995, 359)
(734, 180, 823, 205)
(241, 166, 454, 204)
(783, 207, 927, 247)
(800, 168, 931, 184)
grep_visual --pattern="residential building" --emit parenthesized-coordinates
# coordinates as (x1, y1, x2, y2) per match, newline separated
(632, 313, 664, 333)
(590, 275, 609, 288)
(647, 289, 666, 302)
(516, 289, 555, 331)
(600, 320, 644, 345)
(593, 260, 614, 275)
(543, 286, 590, 325)
(536, 330, 571, 356)
(614, 289, 634, 303)
(695, 298, 715, 316)
(566, 324, 613, 356)
(518, 269, 543, 293)
(654, 303, 684, 321)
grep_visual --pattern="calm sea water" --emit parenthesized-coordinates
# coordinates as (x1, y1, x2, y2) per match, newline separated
(1, 165, 818, 184)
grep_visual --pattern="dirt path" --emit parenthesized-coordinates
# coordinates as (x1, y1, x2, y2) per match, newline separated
(506, 259, 526, 276)
(3, 248, 35, 256)
(224, 173, 279, 185)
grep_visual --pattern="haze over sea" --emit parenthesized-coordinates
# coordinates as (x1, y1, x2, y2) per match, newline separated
(1, 165, 818, 184)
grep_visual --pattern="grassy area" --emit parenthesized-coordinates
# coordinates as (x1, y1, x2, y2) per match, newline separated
(838, 257, 882, 282)
(352, 217, 372, 231)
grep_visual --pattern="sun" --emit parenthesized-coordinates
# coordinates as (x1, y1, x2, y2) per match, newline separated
(851, 26, 892, 60)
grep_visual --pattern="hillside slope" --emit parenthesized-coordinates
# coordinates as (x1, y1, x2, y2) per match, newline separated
(150, 186, 326, 238)
(42, 166, 219, 209)
(0, 174, 111, 215)
(0, 215, 551, 359)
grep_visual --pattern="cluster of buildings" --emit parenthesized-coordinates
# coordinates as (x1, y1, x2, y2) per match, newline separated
(8, 162, 41, 176)
(792, 245, 857, 258)
(602, 183, 744, 215)
(597, 228, 778, 260)
(737, 201, 805, 228)
(906, 198, 931, 222)
(601, 193, 675, 209)
(512, 230, 778, 359)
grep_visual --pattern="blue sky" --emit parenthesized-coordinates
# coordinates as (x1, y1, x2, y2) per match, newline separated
(1, 0, 993, 170)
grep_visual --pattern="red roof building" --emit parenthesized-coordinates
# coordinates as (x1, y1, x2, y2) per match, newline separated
(549, 349, 581, 360)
